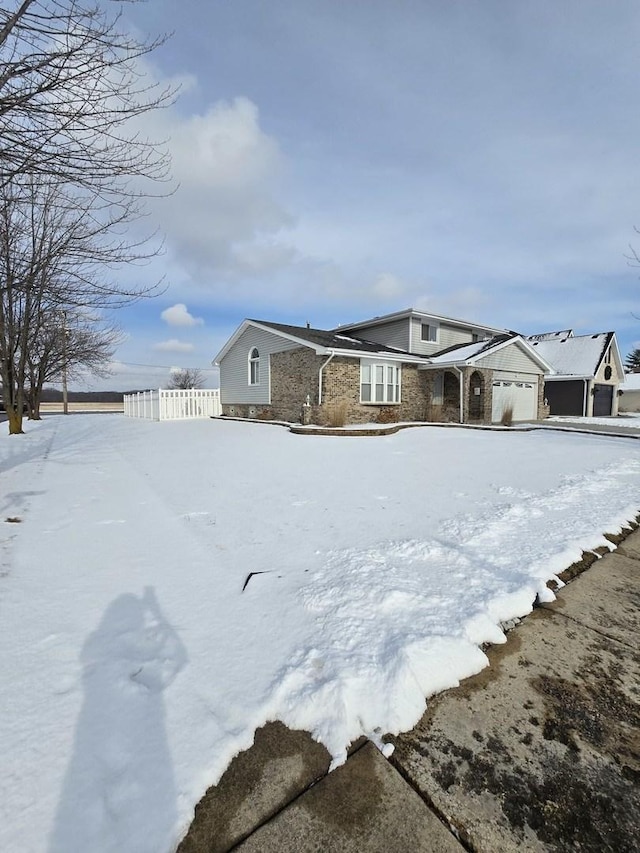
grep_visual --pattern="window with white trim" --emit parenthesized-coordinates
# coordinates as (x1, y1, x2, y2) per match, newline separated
(248, 347, 260, 385)
(360, 361, 401, 403)
(421, 323, 438, 343)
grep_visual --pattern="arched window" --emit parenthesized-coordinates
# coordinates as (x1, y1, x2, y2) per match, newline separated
(249, 347, 260, 385)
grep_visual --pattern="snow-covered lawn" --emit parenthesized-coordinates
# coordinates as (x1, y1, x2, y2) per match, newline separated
(1, 415, 639, 853)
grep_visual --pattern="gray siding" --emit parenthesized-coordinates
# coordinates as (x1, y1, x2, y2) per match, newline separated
(219, 326, 299, 404)
(411, 318, 480, 356)
(347, 318, 410, 351)
(492, 370, 539, 383)
(477, 344, 543, 374)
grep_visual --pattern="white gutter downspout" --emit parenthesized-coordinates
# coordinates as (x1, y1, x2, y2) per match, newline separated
(318, 350, 336, 404)
(452, 365, 465, 424)
(583, 378, 589, 417)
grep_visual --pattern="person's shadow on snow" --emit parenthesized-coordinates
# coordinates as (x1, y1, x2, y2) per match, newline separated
(48, 587, 188, 853)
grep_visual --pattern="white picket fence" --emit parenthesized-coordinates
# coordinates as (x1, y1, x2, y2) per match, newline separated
(123, 388, 221, 421)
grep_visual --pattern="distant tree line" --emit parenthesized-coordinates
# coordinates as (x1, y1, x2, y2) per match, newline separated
(39, 388, 124, 404)
(0, 1, 174, 433)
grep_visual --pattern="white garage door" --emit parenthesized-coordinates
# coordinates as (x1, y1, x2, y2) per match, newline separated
(491, 380, 537, 422)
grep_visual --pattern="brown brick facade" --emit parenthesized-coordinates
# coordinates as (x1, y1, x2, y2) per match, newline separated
(270, 347, 326, 421)
(437, 367, 492, 423)
(315, 357, 434, 424)
(465, 368, 494, 422)
(538, 379, 550, 420)
(221, 348, 547, 425)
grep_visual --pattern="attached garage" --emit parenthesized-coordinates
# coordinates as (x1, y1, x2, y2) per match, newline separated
(491, 380, 538, 422)
(544, 379, 585, 416)
(528, 331, 623, 418)
(544, 378, 615, 417)
(426, 333, 551, 424)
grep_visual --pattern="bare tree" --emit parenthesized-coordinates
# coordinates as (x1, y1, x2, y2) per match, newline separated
(25, 312, 123, 418)
(0, 174, 160, 433)
(167, 368, 203, 390)
(0, 175, 46, 432)
(0, 3, 175, 433)
(0, 0, 174, 196)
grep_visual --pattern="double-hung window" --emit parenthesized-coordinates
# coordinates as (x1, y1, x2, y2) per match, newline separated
(360, 361, 401, 403)
(248, 347, 260, 385)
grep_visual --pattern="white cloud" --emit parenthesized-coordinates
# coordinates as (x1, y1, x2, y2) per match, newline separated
(161, 303, 204, 327)
(371, 272, 405, 299)
(153, 339, 195, 353)
(115, 5, 640, 359)
(148, 96, 295, 278)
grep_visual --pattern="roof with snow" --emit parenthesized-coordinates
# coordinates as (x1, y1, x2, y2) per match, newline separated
(528, 330, 574, 341)
(427, 334, 517, 365)
(527, 332, 613, 376)
(426, 334, 553, 373)
(620, 372, 640, 391)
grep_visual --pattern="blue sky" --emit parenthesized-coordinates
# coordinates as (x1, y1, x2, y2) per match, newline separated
(77, 0, 640, 390)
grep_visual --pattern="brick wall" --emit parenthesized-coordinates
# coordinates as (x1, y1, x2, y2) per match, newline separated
(221, 348, 526, 425)
(319, 357, 432, 424)
(538, 379, 550, 420)
(440, 367, 494, 423)
(465, 367, 493, 422)
(224, 350, 435, 425)
(270, 347, 325, 421)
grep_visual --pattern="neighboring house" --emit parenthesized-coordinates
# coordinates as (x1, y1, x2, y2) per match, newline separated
(527, 330, 624, 417)
(619, 372, 640, 412)
(213, 308, 552, 425)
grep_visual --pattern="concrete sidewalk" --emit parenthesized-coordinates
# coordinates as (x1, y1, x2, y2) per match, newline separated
(178, 527, 640, 852)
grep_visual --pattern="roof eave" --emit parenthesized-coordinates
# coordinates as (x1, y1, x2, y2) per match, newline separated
(212, 319, 252, 365)
(544, 374, 592, 381)
(331, 348, 429, 363)
(420, 336, 555, 373)
(213, 319, 330, 364)
(338, 308, 507, 336)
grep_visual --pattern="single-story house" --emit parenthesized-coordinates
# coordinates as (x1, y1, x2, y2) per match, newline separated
(527, 330, 624, 417)
(619, 372, 640, 413)
(213, 308, 553, 425)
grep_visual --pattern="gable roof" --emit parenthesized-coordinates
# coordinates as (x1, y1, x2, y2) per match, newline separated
(213, 319, 432, 365)
(528, 330, 574, 341)
(527, 331, 617, 377)
(425, 333, 553, 372)
(428, 333, 516, 362)
(335, 307, 508, 336)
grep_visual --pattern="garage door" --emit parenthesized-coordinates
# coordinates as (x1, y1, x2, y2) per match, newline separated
(593, 384, 613, 417)
(492, 380, 537, 422)
(545, 380, 584, 416)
